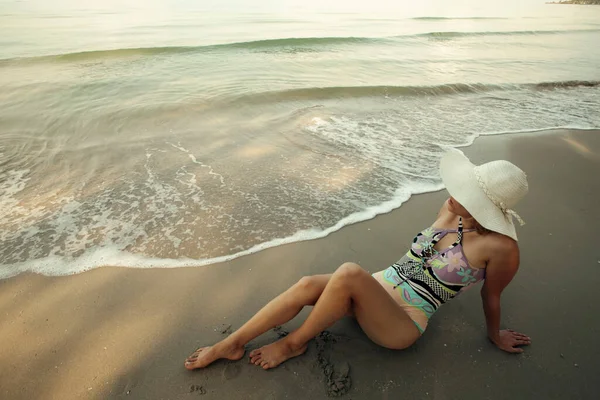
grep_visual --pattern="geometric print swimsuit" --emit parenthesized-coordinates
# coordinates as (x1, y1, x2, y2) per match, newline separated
(382, 217, 486, 333)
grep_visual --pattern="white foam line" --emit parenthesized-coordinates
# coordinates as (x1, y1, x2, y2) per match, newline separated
(0, 169, 30, 219)
(167, 141, 226, 187)
(166, 141, 188, 153)
(481, 125, 600, 137)
(451, 125, 600, 150)
(4, 126, 597, 279)
(0, 182, 443, 279)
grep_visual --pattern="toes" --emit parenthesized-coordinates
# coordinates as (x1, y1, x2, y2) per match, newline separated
(184, 347, 208, 368)
(189, 347, 204, 357)
(187, 351, 200, 359)
(261, 360, 270, 370)
(249, 349, 261, 358)
(186, 348, 203, 362)
(249, 349, 263, 365)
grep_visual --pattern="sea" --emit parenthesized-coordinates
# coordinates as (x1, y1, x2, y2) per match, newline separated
(1, 0, 599, 279)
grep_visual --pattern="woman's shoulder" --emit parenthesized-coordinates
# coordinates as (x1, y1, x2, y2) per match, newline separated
(484, 231, 520, 257)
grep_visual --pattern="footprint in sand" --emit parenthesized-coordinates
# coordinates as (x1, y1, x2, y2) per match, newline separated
(222, 363, 242, 380)
(273, 325, 289, 338)
(215, 324, 233, 335)
(315, 331, 352, 397)
(189, 384, 206, 395)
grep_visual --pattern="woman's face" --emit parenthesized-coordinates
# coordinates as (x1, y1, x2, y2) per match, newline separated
(447, 196, 473, 218)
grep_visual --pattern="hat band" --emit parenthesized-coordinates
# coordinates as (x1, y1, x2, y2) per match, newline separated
(473, 169, 526, 226)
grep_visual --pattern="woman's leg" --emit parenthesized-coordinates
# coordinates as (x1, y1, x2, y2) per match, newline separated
(249, 262, 419, 370)
(184, 274, 331, 370)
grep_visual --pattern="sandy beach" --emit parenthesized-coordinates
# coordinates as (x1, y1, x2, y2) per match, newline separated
(1, 128, 599, 400)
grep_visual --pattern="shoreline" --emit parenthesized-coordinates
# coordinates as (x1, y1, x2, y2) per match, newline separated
(3, 126, 599, 280)
(1, 128, 599, 399)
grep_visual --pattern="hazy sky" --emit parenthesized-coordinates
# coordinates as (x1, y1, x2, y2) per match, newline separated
(0, 0, 550, 14)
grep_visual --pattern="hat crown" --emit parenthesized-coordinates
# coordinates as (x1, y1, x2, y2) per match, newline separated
(474, 160, 528, 208)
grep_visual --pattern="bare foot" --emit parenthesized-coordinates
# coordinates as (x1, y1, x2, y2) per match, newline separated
(248, 338, 307, 370)
(184, 340, 245, 370)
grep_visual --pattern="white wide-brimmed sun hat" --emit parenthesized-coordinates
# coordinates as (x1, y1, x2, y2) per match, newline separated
(439, 149, 528, 241)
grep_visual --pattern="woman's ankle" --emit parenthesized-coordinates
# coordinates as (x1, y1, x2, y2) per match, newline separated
(281, 333, 308, 351)
(220, 333, 245, 350)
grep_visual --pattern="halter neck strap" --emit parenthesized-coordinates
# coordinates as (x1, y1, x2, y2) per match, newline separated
(439, 218, 472, 244)
(456, 217, 465, 243)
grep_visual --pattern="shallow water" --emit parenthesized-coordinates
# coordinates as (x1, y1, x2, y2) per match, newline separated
(1, 0, 599, 278)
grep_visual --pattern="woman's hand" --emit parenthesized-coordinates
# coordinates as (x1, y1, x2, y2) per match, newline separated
(491, 329, 531, 353)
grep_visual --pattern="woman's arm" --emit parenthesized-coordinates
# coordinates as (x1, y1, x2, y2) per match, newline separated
(480, 240, 531, 353)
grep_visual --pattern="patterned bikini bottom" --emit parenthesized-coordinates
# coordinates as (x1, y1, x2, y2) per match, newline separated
(380, 267, 437, 334)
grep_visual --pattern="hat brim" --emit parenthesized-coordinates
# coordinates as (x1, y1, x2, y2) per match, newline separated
(439, 149, 518, 241)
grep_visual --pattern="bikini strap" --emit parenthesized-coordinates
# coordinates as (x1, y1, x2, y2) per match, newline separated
(421, 229, 444, 259)
(457, 217, 464, 244)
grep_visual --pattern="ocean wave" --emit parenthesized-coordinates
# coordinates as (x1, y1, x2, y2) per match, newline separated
(410, 28, 600, 38)
(0, 37, 382, 65)
(411, 16, 509, 20)
(3, 28, 599, 65)
(239, 83, 504, 102)
(532, 80, 600, 89)
(223, 81, 600, 105)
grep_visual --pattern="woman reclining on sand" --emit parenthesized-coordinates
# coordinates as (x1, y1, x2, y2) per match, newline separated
(184, 149, 532, 371)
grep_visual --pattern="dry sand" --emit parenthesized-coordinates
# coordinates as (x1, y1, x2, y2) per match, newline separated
(1, 129, 599, 400)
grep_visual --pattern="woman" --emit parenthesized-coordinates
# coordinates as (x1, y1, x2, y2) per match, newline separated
(184, 149, 532, 371)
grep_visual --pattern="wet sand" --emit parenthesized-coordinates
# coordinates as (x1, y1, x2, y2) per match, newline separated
(1, 129, 599, 399)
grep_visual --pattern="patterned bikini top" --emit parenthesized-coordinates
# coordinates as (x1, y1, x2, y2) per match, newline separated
(390, 217, 485, 311)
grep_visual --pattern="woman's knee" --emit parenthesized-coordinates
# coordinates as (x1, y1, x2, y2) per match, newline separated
(386, 340, 415, 351)
(336, 262, 367, 282)
(293, 275, 325, 298)
(296, 275, 318, 290)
